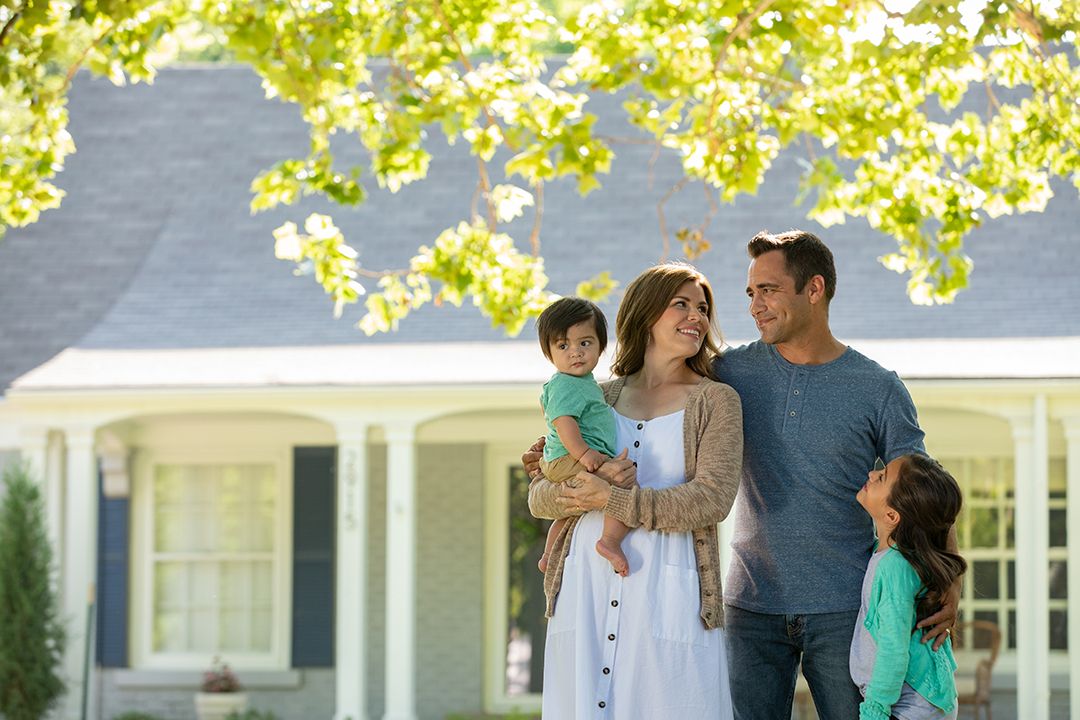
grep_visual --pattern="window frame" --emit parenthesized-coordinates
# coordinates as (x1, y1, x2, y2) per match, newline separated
(943, 453, 1068, 664)
(130, 446, 293, 671)
(482, 445, 543, 715)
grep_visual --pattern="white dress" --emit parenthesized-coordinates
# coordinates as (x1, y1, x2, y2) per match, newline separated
(542, 409, 734, 719)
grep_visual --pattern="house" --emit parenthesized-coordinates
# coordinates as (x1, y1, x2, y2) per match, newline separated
(0, 66, 1077, 720)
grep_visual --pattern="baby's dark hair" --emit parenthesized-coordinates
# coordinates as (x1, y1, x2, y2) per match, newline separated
(888, 454, 968, 623)
(536, 297, 608, 362)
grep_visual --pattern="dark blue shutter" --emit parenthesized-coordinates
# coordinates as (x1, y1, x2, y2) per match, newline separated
(96, 466, 129, 666)
(291, 447, 336, 666)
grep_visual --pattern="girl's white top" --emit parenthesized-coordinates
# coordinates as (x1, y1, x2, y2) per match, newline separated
(542, 408, 734, 719)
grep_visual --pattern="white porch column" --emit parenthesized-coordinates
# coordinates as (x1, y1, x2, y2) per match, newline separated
(46, 431, 66, 562)
(383, 423, 417, 720)
(60, 427, 98, 720)
(19, 426, 49, 482)
(1061, 414, 1080, 720)
(1011, 399, 1050, 720)
(335, 423, 370, 720)
(18, 428, 63, 555)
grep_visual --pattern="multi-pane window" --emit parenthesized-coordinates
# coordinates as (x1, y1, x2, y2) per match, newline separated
(148, 463, 278, 659)
(946, 456, 1067, 652)
(504, 465, 546, 697)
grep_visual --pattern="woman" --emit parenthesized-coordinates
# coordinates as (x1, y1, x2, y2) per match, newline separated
(526, 262, 743, 718)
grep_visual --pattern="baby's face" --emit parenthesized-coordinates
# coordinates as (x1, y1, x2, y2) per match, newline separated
(549, 319, 602, 377)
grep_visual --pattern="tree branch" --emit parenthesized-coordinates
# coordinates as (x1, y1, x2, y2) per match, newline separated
(656, 177, 689, 261)
(705, 0, 780, 151)
(476, 155, 497, 231)
(529, 180, 544, 256)
(0, 7, 21, 48)
(358, 267, 409, 278)
(64, 22, 115, 91)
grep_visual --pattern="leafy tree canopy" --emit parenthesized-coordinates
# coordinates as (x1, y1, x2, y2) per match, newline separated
(2, 0, 1077, 334)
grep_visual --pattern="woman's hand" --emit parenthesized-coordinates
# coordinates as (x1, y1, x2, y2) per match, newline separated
(556, 470, 613, 514)
(593, 449, 636, 489)
(522, 436, 545, 479)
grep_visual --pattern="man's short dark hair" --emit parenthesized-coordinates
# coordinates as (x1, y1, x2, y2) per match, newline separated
(747, 229, 836, 302)
(536, 297, 608, 361)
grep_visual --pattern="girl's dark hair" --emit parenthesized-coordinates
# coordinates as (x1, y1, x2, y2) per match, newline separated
(888, 454, 967, 623)
(611, 262, 721, 379)
(536, 297, 608, 361)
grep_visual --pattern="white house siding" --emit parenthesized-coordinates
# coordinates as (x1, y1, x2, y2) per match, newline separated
(363, 442, 486, 720)
(416, 444, 486, 719)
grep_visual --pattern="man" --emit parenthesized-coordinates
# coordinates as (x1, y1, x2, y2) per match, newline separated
(718, 229, 956, 719)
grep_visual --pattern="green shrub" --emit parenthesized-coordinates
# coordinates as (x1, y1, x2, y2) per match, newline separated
(112, 713, 168, 720)
(0, 462, 67, 720)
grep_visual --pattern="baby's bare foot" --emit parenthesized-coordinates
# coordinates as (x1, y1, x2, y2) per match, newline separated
(538, 553, 549, 574)
(596, 537, 629, 576)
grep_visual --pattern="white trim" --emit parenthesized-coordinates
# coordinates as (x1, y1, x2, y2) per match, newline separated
(1061, 415, 1080, 720)
(383, 424, 417, 720)
(60, 427, 98, 720)
(334, 427, 370, 720)
(111, 669, 302, 689)
(10, 338, 1080, 393)
(130, 446, 293, 671)
(1012, 402, 1051, 720)
(482, 445, 543, 715)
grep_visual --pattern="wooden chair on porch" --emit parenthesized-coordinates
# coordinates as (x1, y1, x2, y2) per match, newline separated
(952, 620, 1002, 720)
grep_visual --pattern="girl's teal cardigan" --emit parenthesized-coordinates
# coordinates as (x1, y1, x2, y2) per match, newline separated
(860, 546, 958, 720)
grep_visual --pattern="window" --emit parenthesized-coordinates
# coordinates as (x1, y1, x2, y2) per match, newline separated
(947, 456, 1067, 652)
(133, 454, 291, 669)
(484, 448, 545, 714)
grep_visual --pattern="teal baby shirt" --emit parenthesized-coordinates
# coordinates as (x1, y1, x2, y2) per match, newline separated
(541, 372, 617, 462)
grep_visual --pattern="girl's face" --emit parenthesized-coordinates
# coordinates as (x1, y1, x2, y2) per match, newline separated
(648, 280, 709, 360)
(857, 456, 905, 528)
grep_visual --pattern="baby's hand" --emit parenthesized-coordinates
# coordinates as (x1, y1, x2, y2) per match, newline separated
(579, 448, 605, 472)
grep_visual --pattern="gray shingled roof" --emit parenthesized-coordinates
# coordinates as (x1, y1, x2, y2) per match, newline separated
(1, 66, 1078, 393)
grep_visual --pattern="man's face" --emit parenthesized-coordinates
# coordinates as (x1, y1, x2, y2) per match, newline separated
(746, 250, 813, 346)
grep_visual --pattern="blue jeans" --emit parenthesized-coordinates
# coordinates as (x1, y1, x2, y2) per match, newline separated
(725, 604, 862, 720)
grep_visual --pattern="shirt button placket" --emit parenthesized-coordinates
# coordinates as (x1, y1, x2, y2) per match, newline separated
(596, 564, 622, 714)
(783, 372, 807, 436)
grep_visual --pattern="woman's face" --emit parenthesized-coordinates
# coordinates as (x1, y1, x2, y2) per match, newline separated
(648, 280, 709, 360)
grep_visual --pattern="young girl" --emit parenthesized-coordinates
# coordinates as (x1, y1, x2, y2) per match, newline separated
(851, 453, 967, 720)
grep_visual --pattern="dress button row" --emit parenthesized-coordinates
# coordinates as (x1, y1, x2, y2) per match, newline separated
(636, 423, 643, 429)
(633, 440, 640, 448)
(608, 633, 616, 641)
(599, 701, 607, 708)
(603, 667, 611, 675)
(611, 600, 618, 607)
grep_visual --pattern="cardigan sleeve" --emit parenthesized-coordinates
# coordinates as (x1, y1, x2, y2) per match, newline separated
(605, 382, 742, 532)
(527, 473, 580, 521)
(860, 552, 923, 720)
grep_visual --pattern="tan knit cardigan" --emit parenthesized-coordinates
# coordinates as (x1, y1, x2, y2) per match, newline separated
(528, 375, 743, 629)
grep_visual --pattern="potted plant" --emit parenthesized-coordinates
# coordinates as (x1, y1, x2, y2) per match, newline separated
(194, 657, 248, 720)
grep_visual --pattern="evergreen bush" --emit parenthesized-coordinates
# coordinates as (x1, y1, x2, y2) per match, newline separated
(0, 462, 67, 720)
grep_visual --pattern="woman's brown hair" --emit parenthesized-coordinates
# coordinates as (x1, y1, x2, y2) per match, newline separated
(888, 454, 967, 623)
(611, 262, 721, 379)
